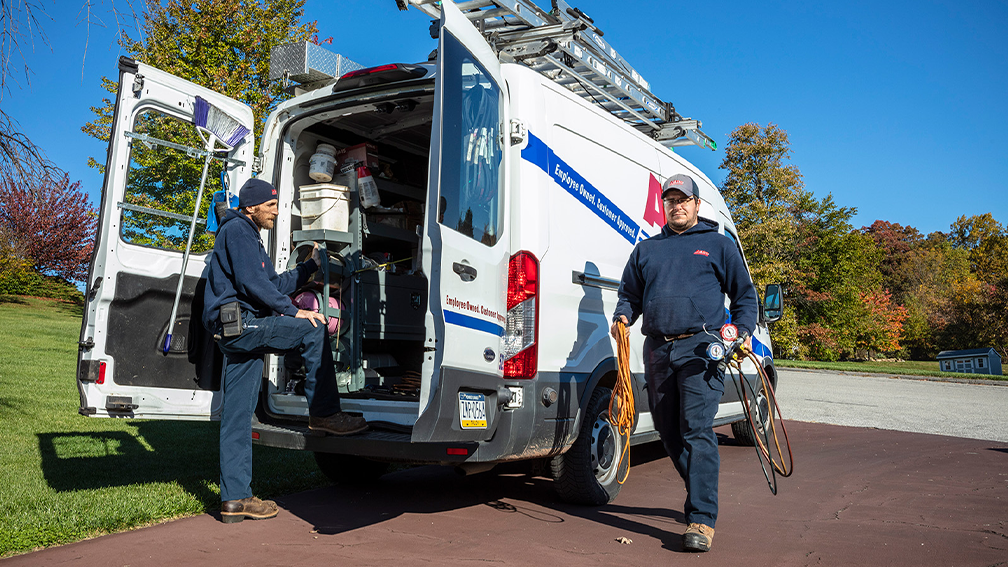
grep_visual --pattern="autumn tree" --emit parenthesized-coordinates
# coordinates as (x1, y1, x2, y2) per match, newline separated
(0, 174, 96, 283)
(862, 220, 924, 304)
(942, 214, 1008, 360)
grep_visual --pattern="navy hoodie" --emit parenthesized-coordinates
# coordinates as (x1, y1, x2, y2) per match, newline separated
(613, 218, 758, 339)
(202, 209, 317, 330)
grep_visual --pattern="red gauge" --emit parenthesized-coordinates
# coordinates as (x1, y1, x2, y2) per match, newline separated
(720, 323, 738, 341)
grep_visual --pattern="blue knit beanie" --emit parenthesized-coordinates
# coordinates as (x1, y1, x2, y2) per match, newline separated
(238, 178, 277, 209)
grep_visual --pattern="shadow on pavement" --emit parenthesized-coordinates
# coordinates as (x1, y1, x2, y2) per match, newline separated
(273, 437, 690, 548)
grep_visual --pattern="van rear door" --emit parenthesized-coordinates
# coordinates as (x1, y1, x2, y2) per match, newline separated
(76, 58, 254, 419)
(415, 1, 511, 441)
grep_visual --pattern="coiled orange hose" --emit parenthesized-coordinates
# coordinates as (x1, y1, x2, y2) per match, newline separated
(611, 321, 636, 484)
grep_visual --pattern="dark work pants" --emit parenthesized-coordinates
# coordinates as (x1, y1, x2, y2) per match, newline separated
(215, 313, 341, 502)
(643, 333, 725, 528)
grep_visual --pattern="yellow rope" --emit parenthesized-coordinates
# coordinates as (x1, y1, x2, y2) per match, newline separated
(611, 321, 636, 484)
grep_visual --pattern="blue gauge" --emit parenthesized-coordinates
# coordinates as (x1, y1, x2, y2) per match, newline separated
(706, 341, 725, 361)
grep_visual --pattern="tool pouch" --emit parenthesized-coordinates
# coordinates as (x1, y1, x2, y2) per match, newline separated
(220, 301, 243, 338)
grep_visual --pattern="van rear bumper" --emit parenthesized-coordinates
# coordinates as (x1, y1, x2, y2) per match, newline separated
(251, 418, 478, 464)
(252, 369, 593, 464)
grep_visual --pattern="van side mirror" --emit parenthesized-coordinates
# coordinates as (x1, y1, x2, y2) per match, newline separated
(763, 283, 782, 323)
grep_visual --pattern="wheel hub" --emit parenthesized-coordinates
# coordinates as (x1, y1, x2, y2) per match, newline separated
(591, 415, 620, 483)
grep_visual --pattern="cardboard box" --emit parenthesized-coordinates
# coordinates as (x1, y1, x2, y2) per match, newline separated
(336, 142, 381, 171)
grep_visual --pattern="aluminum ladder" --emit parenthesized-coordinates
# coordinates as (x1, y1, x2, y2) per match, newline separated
(397, 0, 717, 150)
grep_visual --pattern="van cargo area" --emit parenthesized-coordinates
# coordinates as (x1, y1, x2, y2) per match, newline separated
(264, 86, 436, 429)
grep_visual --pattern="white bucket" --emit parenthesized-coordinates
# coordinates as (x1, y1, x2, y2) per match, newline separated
(299, 183, 350, 232)
(308, 143, 338, 182)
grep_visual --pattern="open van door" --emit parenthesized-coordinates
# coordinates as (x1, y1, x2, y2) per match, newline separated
(415, 1, 511, 441)
(76, 58, 254, 419)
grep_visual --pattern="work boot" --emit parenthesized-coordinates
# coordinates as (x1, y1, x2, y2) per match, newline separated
(309, 412, 368, 436)
(220, 497, 279, 523)
(682, 522, 715, 552)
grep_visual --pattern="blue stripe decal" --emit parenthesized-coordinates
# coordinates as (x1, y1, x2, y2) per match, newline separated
(752, 336, 772, 359)
(444, 310, 504, 337)
(521, 133, 640, 244)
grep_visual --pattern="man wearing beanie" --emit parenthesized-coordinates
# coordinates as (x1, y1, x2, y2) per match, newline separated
(202, 178, 367, 524)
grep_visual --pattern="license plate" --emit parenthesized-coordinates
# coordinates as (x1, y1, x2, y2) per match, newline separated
(458, 392, 487, 429)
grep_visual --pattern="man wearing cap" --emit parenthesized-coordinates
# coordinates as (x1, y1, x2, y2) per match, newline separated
(611, 173, 758, 552)
(203, 178, 368, 524)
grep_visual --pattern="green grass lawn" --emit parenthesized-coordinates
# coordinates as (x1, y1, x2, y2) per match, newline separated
(775, 357, 1007, 381)
(0, 296, 330, 557)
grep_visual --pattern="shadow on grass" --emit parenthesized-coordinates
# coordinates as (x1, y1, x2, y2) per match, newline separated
(0, 295, 84, 317)
(37, 422, 221, 507)
(53, 300, 84, 318)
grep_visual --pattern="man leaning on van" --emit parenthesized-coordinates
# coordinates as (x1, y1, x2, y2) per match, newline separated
(611, 173, 758, 552)
(202, 178, 368, 523)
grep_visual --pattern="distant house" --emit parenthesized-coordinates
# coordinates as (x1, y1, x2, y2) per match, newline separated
(936, 348, 1002, 376)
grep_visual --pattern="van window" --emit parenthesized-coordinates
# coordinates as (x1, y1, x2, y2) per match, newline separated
(437, 32, 503, 246)
(120, 109, 222, 253)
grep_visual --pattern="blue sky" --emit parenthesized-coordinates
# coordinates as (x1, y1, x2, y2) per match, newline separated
(3, 0, 1006, 235)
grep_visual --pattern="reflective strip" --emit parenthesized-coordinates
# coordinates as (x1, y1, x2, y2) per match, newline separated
(444, 310, 504, 337)
(521, 132, 640, 244)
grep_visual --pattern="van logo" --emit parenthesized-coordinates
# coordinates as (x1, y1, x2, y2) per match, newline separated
(694, 249, 709, 256)
(483, 348, 496, 362)
(643, 173, 665, 228)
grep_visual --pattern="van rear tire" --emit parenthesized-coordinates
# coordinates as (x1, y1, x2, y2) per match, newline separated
(313, 452, 390, 484)
(550, 386, 627, 505)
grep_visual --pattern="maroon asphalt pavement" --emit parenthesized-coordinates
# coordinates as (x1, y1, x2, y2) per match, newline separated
(5, 421, 1006, 566)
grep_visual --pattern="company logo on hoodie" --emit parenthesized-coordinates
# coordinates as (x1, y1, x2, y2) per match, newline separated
(694, 249, 709, 256)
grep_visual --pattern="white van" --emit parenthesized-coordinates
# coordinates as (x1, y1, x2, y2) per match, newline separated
(76, 0, 782, 505)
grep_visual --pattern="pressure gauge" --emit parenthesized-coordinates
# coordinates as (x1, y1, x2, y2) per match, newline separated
(720, 323, 739, 342)
(706, 341, 725, 361)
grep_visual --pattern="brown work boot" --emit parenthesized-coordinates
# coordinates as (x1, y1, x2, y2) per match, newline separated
(309, 412, 368, 436)
(220, 496, 278, 523)
(682, 522, 715, 552)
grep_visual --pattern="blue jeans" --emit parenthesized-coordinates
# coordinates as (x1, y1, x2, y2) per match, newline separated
(643, 333, 724, 528)
(215, 313, 341, 502)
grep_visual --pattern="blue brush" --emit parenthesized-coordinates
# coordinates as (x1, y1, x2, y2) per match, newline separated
(163, 97, 249, 354)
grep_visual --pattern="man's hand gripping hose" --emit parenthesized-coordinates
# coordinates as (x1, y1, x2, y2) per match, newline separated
(611, 320, 636, 485)
(715, 325, 794, 495)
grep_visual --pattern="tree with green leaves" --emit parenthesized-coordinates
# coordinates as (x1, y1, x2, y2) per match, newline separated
(82, 0, 318, 252)
(719, 122, 892, 360)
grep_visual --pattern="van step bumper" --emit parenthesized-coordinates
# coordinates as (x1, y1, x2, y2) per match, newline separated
(251, 418, 477, 464)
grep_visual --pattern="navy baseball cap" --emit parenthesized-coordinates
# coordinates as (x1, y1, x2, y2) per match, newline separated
(238, 178, 278, 209)
(661, 174, 700, 199)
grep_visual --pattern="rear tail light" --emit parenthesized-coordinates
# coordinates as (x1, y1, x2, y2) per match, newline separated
(502, 251, 539, 379)
(97, 361, 106, 385)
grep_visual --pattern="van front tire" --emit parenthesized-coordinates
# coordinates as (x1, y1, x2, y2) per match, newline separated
(550, 386, 627, 505)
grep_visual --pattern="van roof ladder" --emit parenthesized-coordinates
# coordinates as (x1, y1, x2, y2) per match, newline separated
(397, 0, 717, 151)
